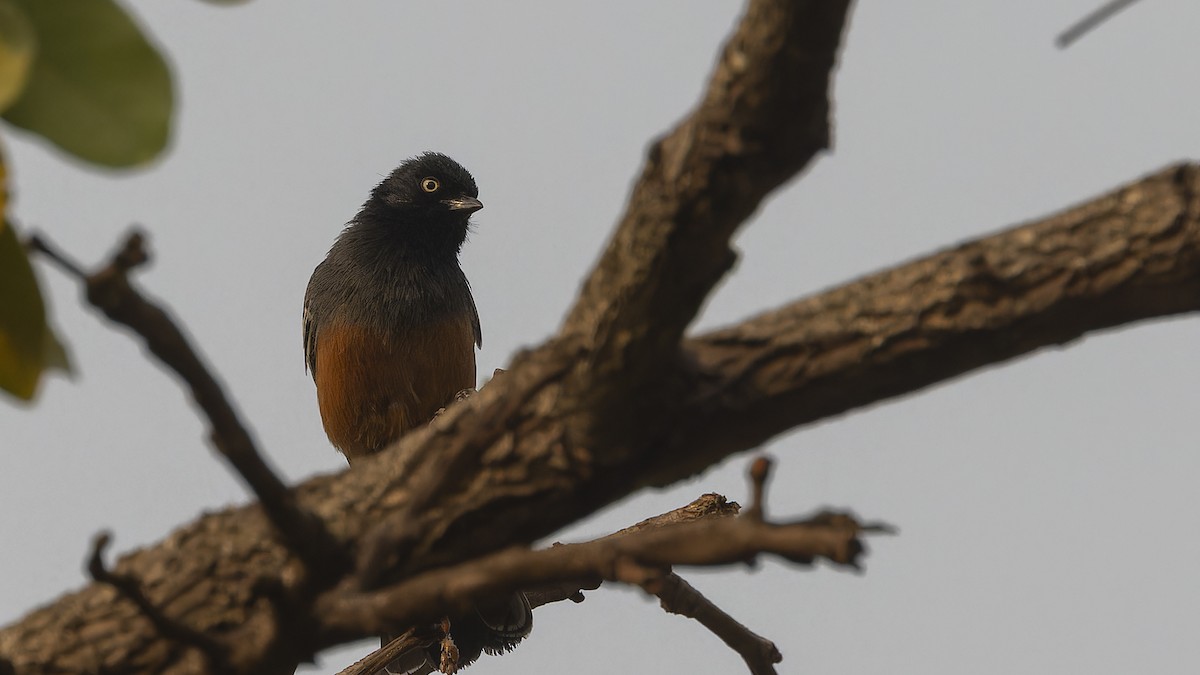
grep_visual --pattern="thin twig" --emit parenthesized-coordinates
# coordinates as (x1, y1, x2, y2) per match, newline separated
(334, 629, 427, 675)
(525, 492, 741, 608)
(31, 231, 344, 581)
(614, 492, 742, 535)
(1057, 0, 1143, 48)
(746, 456, 772, 522)
(87, 532, 233, 672)
(319, 505, 893, 637)
(656, 572, 782, 675)
(26, 234, 86, 277)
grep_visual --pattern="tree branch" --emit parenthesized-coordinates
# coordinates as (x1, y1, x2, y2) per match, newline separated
(86, 532, 233, 672)
(333, 629, 422, 675)
(6, 0, 1198, 668)
(27, 231, 343, 582)
(562, 0, 851, 446)
(655, 573, 782, 675)
(346, 493, 746, 675)
(645, 461, 781, 675)
(651, 162, 1200, 482)
(315, 505, 887, 640)
(1057, 0, 1144, 48)
(5, 159, 1196, 675)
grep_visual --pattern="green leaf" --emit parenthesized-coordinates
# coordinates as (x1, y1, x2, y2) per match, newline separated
(40, 321, 70, 372)
(0, 220, 70, 401)
(0, 145, 70, 402)
(0, 0, 37, 112)
(2, 0, 173, 167)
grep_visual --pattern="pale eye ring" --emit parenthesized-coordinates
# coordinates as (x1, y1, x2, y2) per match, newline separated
(420, 177, 440, 193)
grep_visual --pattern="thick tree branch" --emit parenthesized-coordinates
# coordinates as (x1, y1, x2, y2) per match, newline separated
(651, 162, 1200, 482)
(562, 0, 851, 444)
(86, 533, 233, 673)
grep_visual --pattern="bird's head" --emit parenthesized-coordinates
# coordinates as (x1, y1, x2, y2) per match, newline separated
(360, 152, 482, 255)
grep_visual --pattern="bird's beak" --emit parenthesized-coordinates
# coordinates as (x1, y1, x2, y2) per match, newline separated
(443, 196, 483, 214)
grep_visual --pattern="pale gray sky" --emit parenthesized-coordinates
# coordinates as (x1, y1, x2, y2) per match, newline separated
(3, 2, 1198, 674)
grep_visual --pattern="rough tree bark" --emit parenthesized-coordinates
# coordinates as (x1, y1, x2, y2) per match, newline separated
(3, 1, 1199, 674)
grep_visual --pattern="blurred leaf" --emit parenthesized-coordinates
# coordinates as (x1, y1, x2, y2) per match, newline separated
(40, 310, 71, 372)
(0, 145, 70, 401)
(2, 0, 173, 167)
(0, 0, 37, 112)
(0, 221, 64, 400)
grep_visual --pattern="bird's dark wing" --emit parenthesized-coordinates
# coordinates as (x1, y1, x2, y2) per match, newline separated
(302, 304, 317, 378)
(468, 290, 482, 349)
(302, 267, 321, 378)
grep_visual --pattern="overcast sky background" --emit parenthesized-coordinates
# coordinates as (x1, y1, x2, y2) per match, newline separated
(3, 1, 1198, 673)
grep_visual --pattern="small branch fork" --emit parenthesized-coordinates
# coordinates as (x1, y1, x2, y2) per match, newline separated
(327, 459, 893, 675)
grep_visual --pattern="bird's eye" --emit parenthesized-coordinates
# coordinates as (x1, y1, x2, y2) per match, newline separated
(420, 177, 440, 193)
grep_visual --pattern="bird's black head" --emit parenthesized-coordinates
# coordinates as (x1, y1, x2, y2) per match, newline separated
(357, 152, 482, 256)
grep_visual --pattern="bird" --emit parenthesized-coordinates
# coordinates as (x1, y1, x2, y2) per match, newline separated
(303, 152, 531, 674)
